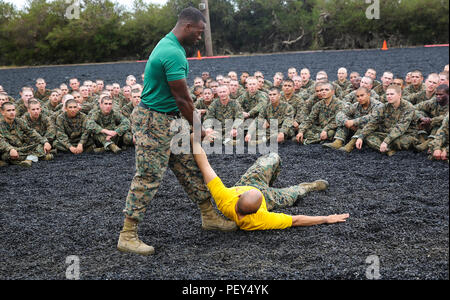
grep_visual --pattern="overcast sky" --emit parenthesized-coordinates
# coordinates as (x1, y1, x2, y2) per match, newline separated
(7, 0, 169, 10)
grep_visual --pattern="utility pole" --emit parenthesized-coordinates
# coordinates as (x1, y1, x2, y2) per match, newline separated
(199, 0, 213, 57)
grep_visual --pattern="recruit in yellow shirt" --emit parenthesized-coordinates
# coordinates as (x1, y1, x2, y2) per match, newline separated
(207, 176, 293, 231)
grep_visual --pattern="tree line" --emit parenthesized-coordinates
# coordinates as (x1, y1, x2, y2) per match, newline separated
(0, 0, 448, 66)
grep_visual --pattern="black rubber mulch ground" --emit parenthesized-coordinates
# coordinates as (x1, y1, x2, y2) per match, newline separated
(0, 46, 448, 280)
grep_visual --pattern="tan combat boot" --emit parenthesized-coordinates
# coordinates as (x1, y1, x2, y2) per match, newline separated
(386, 149, 397, 157)
(43, 154, 54, 161)
(339, 139, 357, 153)
(0, 160, 8, 167)
(117, 218, 155, 256)
(415, 140, 429, 152)
(198, 201, 238, 232)
(94, 147, 105, 154)
(323, 139, 343, 150)
(300, 180, 329, 192)
(108, 143, 121, 154)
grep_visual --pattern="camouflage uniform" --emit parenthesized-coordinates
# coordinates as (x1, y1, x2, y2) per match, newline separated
(344, 89, 380, 104)
(203, 99, 244, 137)
(373, 85, 387, 97)
(335, 99, 382, 142)
(120, 102, 137, 120)
(281, 93, 307, 127)
(124, 105, 217, 222)
(298, 96, 346, 144)
(248, 101, 295, 141)
(334, 79, 352, 94)
(54, 111, 94, 151)
(194, 98, 213, 122)
(21, 112, 56, 145)
(45, 101, 62, 115)
(87, 109, 132, 148)
(237, 91, 268, 118)
(0, 118, 48, 162)
(403, 83, 425, 98)
(35, 89, 52, 102)
(407, 90, 435, 105)
(359, 100, 418, 152)
(414, 98, 449, 139)
(234, 152, 312, 211)
(430, 113, 449, 154)
(297, 80, 316, 100)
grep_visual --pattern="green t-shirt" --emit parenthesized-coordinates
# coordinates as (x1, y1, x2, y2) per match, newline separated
(141, 32, 188, 112)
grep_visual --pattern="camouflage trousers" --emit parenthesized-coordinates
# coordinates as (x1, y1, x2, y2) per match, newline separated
(334, 126, 363, 142)
(250, 127, 296, 142)
(92, 131, 133, 149)
(53, 136, 95, 152)
(124, 106, 212, 223)
(365, 132, 418, 151)
(303, 125, 336, 145)
(234, 152, 310, 211)
(1, 143, 46, 162)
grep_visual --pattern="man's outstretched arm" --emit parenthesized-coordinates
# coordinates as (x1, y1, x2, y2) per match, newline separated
(191, 134, 217, 185)
(291, 213, 349, 227)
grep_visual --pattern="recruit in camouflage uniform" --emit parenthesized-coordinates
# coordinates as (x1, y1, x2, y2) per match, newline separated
(344, 88, 380, 104)
(358, 99, 418, 155)
(334, 79, 352, 94)
(247, 97, 295, 142)
(35, 89, 52, 102)
(326, 92, 382, 152)
(430, 113, 449, 161)
(407, 89, 435, 105)
(403, 83, 425, 98)
(297, 92, 346, 145)
(86, 105, 132, 151)
(297, 79, 315, 100)
(120, 101, 137, 120)
(237, 90, 268, 119)
(0, 114, 50, 164)
(203, 98, 244, 137)
(54, 111, 94, 152)
(22, 111, 57, 146)
(414, 89, 449, 151)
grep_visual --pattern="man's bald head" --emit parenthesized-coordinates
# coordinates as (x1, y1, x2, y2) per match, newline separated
(237, 189, 263, 216)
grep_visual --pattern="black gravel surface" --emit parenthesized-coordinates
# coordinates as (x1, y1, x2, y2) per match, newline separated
(0, 47, 448, 280)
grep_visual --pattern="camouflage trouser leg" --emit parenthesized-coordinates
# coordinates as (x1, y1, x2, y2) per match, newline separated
(124, 106, 212, 223)
(391, 133, 418, 150)
(122, 131, 134, 146)
(93, 133, 119, 149)
(304, 125, 335, 144)
(365, 132, 418, 151)
(334, 126, 355, 142)
(1, 143, 46, 162)
(266, 127, 295, 141)
(234, 153, 305, 211)
(53, 137, 95, 152)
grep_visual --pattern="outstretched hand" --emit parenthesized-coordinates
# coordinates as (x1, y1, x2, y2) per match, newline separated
(326, 213, 350, 224)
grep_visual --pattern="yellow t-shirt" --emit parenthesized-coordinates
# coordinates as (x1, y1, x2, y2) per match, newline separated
(207, 176, 293, 231)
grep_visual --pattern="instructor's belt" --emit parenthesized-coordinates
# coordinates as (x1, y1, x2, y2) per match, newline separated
(139, 101, 181, 117)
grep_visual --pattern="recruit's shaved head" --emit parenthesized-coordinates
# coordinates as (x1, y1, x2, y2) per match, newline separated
(237, 189, 263, 216)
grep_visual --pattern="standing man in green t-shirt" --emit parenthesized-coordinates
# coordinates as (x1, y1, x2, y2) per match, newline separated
(118, 7, 237, 256)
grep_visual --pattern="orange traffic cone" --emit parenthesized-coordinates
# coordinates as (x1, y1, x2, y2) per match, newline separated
(197, 50, 202, 59)
(381, 40, 388, 51)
